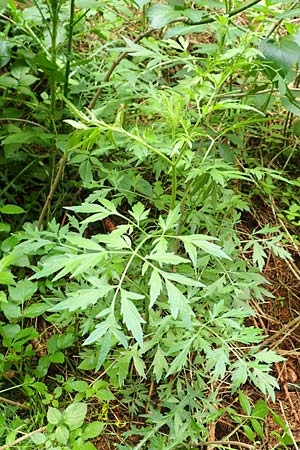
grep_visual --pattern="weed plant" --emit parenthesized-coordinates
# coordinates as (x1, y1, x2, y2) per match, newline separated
(0, 0, 299, 448)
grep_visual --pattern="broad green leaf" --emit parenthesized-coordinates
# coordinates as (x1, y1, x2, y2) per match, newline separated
(1, 302, 21, 320)
(55, 425, 69, 445)
(149, 269, 162, 308)
(30, 433, 46, 445)
(8, 280, 37, 303)
(260, 36, 300, 70)
(83, 421, 104, 439)
(0, 222, 10, 233)
(252, 399, 269, 420)
(47, 407, 62, 425)
(121, 290, 145, 346)
(63, 403, 87, 428)
(0, 204, 25, 214)
(147, 4, 181, 28)
(68, 381, 89, 392)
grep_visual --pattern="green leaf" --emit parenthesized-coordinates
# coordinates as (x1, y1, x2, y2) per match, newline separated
(183, 240, 197, 267)
(129, 202, 149, 223)
(254, 349, 285, 364)
(243, 424, 256, 442)
(30, 432, 46, 445)
(252, 241, 267, 271)
(252, 399, 269, 420)
(0, 39, 11, 68)
(63, 403, 87, 429)
(165, 280, 193, 323)
(120, 290, 145, 346)
(163, 271, 205, 287)
(239, 391, 251, 416)
(231, 364, 248, 393)
(148, 252, 189, 265)
(0, 204, 25, 214)
(166, 338, 193, 376)
(250, 369, 279, 402)
(206, 348, 229, 380)
(64, 119, 88, 129)
(9, 280, 37, 303)
(68, 381, 89, 392)
(65, 235, 104, 251)
(49, 286, 113, 312)
(95, 332, 112, 371)
(260, 36, 300, 70)
(180, 235, 231, 260)
(133, 355, 146, 378)
(83, 319, 110, 346)
(0, 222, 10, 233)
(153, 345, 168, 382)
(1, 302, 21, 320)
(47, 407, 62, 425)
(134, 0, 151, 6)
(79, 159, 93, 184)
(83, 421, 104, 439)
(55, 425, 69, 445)
(149, 269, 162, 307)
(250, 418, 264, 438)
(147, 4, 181, 28)
(23, 303, 49, 318)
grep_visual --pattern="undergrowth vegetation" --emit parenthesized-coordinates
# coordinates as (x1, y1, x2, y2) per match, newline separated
(1, 0, 300, 448)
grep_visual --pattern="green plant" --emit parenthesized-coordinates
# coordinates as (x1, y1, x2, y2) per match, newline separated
(1, 0, 300, 448)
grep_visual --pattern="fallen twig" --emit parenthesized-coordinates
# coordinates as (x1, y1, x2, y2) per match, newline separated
(0, 426, 47, 450)
(0, 395, 29, 411)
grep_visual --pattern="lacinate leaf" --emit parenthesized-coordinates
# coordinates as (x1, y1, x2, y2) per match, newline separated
(120, 290, 145, 346)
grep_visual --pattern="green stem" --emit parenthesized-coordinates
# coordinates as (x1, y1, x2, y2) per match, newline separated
(170, 164, 177, 210)
(64, 0, 75, 98)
